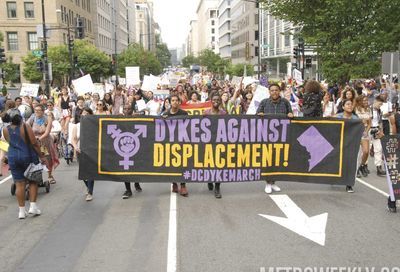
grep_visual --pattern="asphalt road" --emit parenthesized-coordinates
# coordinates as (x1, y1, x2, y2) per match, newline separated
(0, 159, 399, 272)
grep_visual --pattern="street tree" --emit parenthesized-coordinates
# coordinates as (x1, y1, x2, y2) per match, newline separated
(22, 53, 43, 83)
(262, 0, 400, 84)
(226, 63, 255, 77)
(117, 43, 162, 77)
(197, 49, 224, 73)
(181, 55, 199, 68)
(155, 34, 171, 68)
(74, 40, 112, 82)
(1, 56, 19, 85)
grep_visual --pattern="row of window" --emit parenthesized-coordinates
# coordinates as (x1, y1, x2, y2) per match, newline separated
(98, 0, 111, 12)
(60, 5, 92, 33)
(98, 33, 112, 49)
(6, 2, 34, 19)
(98, 14, 112, 31)
(5, 31, 38, 51)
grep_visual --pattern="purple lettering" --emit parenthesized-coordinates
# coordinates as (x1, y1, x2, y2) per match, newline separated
(242, 169, 248, 181)
(250, 118, 256, 142)
(165, 120, 177, 142)
(177, 119, 190, 142)
(257, 119, 269, 142)
(269, 119, 280, 142)
(200, 118, 212, 143)
(238, 119, 250, 143)
(191, 119, 200, 143)
(280, 119, 290, 142)
(227, 119, 239, 142)
(155, 119, 166, 141)
(223, 170, 228, 181)
(216, 119, 227, 142)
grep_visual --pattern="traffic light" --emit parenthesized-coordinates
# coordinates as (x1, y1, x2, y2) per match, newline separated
(293, 47, 299, 59)
(76, 18, 84, 39)
(36, 60, 44, 72)
(68, 39, 74, 51)
(0, 48, 6, 64)
(306, 58, 312, 68)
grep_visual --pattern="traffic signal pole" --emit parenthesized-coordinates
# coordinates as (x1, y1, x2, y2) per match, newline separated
(67, 15, 74, 86)
(41, 0, 50, 96)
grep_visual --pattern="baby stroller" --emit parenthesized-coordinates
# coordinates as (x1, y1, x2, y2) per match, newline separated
(58, 132, 74, 164)
(10, 174, 50, 198)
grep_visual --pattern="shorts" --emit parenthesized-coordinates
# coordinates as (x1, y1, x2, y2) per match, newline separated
(8, 155, 38, 182)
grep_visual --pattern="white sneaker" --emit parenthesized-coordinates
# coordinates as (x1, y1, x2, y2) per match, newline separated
(86, 194, 93, 201)
(18, 209, 27, 219)
(28, 206, 41, 216)
(271, 184, 281, 192)
(264, 184, 272, 194)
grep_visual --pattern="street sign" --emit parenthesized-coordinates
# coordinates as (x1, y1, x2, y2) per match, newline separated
(32, 50, 43, 58)
(382, 52, 399, 74)
(36, 24, 51, 38)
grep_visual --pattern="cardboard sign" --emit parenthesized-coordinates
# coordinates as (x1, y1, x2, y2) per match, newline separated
(141, 75, 161, 91)
(93, 83, 105, 99)
(231, 76, 242, 87)
(247, 85, 270, 115)
(20, 83, 40, 97)
(125, 67, 140, 86)
(72, 74, 95, 95)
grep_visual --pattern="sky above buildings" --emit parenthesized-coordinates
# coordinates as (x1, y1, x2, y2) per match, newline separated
(153, 0, 199, 49)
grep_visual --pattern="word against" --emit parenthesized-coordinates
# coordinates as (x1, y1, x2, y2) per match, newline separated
(260, 268, 400, 272)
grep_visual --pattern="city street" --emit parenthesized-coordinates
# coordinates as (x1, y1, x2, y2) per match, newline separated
(0, 160, 399, 272)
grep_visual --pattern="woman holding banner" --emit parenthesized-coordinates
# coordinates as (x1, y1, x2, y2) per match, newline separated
(204, 94, 227, 198)
(72, 107, 95, 201)
(336, 99, 359, 193)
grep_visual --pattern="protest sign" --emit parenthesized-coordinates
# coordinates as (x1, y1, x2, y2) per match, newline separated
(169, 75, 181, 87)
(93, 83, 105, 99)
(293, 69, 303, 84)
(125, 67, 140, 86)
(20, 83, 40, 97)
(242, 77, 257, 87)
(181, 101, 212, 115)
(105, 83, 114, 93)
(141, 75, 161, 91)
(80, 116, 363, 185)
(153, 89, 170, 101)
(247, 85, 270, 115)
(381, 135, 400, 200)
(119, 78, 126, 85)
(72, 74, 95, 95)
(231, 76, 242, 87)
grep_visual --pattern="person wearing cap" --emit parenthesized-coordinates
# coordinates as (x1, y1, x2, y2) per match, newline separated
(2, 108, 46, 219)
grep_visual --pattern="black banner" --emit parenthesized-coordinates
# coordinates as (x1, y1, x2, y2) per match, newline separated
(381, 135, 400, 200)
(79, 115, 363, 185)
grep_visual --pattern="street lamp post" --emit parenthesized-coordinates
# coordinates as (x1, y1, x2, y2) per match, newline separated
(41, 0, 50, 96)
(243, 0, 261, 80)
(66, 14, 74, 85)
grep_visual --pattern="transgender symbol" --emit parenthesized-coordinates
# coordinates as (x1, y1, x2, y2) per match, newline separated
(107, 124, 147, 170)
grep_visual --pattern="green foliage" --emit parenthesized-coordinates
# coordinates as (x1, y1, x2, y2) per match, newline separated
(226, 63, 254, 76)
(0, 32, 3, 45)
(197, 49, 226, 73)
(117, 43, 162, 77)
(155, 34, 171, 68)
(48, 45, 70, 83)
(22, 53, 43, 83)
(181, 55, 199, 68)
(1, 56, 19, 85)
(263, 0, 400, 84)
(73, 40, 112, 82)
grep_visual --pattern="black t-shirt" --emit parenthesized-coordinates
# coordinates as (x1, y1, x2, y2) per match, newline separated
(163, 109, 188, 117)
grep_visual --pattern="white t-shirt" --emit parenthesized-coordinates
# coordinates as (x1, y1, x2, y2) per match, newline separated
(371, 109, 380, 127)
(323, 101, 337, 117)
(146, 100, 160, 116)
(381, 102, 392, 120)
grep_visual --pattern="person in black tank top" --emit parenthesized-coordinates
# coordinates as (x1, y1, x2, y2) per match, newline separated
(58, 86, 72, 137)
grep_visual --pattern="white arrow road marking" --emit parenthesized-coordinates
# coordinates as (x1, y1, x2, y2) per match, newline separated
(259, 195, 328, 246)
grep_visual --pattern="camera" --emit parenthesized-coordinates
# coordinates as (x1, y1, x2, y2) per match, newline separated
(370, 128, 380, 139)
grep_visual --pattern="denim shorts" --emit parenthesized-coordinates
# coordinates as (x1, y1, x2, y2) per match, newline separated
(8, 156, 34, 182)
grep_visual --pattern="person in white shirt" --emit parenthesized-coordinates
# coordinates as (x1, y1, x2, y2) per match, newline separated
(145, 91, 161, 116)
(322, 91, 337, 117)
(370, 95, 386, 177)
(133, 91, 147, 113)
(380, 91, 392, 135)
